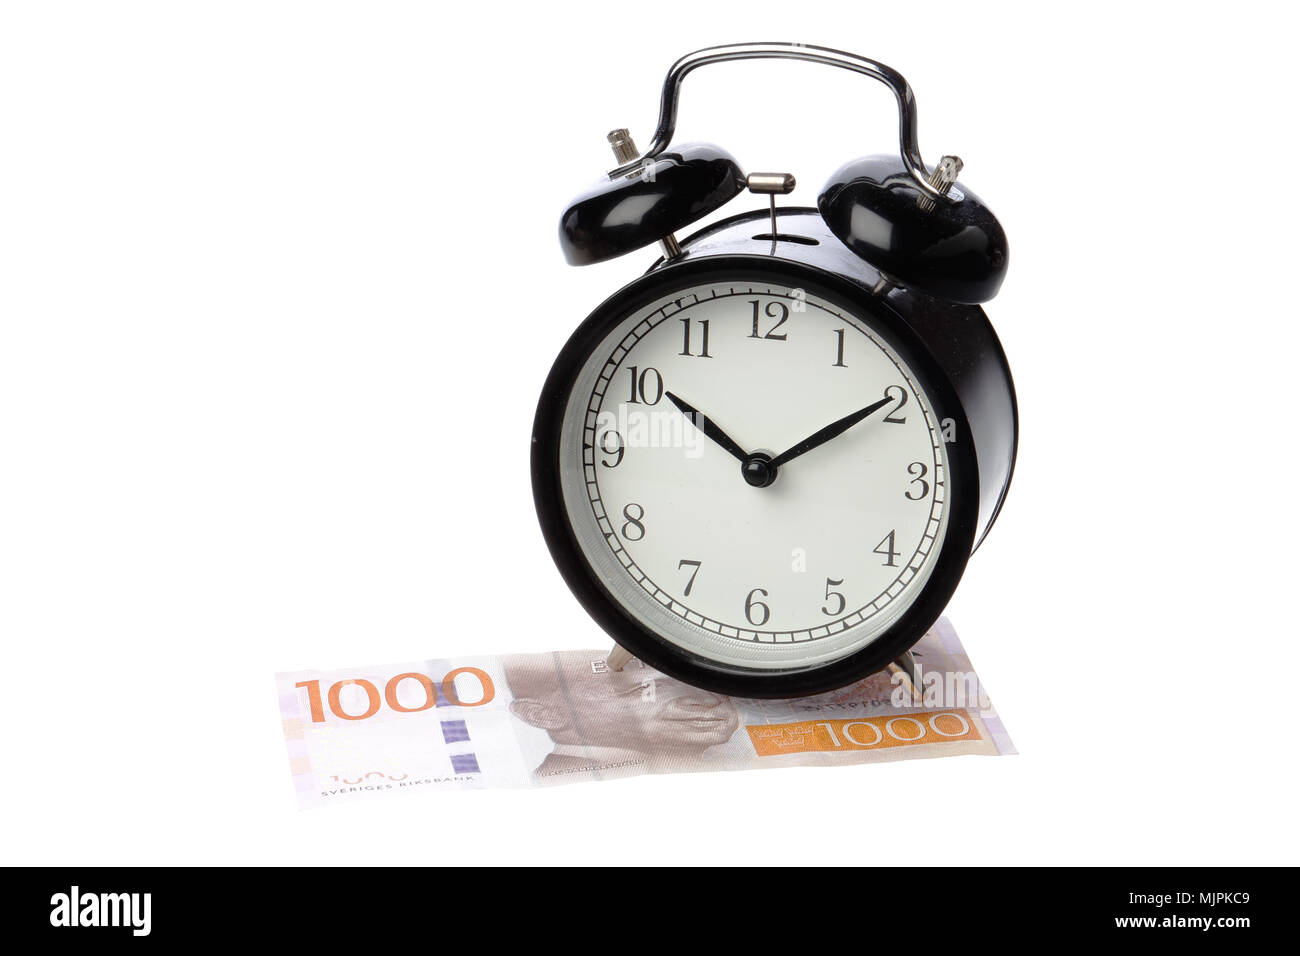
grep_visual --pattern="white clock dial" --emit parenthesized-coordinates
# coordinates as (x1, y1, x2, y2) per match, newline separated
(558, 280, 950, 670)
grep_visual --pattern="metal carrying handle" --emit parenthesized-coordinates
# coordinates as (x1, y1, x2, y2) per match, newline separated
(607, 42, 958, 201)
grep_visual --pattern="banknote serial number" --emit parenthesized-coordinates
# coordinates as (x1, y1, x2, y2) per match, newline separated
(295, 667, 495, 723)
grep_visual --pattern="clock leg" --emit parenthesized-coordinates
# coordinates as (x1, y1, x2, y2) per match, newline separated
(887, 649, 923, 701)
(605, 644, 634, 672)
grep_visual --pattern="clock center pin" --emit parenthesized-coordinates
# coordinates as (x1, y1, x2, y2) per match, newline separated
(741, 452, 778, 488)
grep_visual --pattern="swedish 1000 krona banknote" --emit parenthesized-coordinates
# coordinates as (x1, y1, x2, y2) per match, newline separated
(275, 618, 1014, 806)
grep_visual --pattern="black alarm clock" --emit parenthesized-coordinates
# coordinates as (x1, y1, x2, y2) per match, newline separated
(531, 43, 1016, 698)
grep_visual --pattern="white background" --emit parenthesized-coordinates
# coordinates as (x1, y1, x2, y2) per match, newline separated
(2, 1, 1297, 866)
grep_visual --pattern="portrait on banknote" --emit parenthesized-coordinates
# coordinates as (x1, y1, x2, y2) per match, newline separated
(503, 651, 739, 782)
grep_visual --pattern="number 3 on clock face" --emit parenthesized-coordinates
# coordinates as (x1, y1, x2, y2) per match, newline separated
(536, 266, 981, 696)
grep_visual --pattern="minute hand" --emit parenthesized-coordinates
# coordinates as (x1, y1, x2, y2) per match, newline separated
(770, 395, 895, 468)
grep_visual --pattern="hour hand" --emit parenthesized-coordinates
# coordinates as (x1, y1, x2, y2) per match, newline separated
(771, 395, 894, 467)
(665, 391, 748, 462)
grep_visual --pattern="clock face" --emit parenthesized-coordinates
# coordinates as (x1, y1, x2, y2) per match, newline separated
(556, 276, 953, 672)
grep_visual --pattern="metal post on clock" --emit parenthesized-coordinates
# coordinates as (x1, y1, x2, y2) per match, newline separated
(607, 128, 683, 259)
(746, 171, 796, 240)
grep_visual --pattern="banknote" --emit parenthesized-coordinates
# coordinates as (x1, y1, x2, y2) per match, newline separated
(275, 617, 1014, 807)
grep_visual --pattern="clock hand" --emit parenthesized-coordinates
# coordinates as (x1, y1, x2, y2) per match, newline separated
(664, 391, 748, 462)
(770, 395, 895, 468)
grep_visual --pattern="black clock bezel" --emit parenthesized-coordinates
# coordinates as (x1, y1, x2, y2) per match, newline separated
(531, 255, 980, 699)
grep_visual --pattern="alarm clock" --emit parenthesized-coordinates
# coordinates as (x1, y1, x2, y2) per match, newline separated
(531, 43, 1016, 698)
